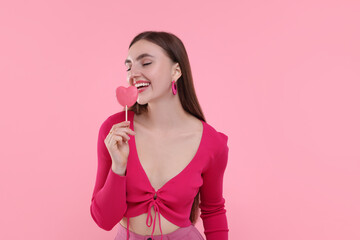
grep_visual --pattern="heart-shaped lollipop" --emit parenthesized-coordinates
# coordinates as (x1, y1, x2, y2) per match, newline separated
(116, 85, 138, 122)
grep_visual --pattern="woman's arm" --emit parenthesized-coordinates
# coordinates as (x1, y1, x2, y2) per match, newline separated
(199, 133, 229, 240)
(90, 118, 128, 231)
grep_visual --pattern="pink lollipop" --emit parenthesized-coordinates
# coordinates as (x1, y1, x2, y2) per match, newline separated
(116, 85, 138, 122)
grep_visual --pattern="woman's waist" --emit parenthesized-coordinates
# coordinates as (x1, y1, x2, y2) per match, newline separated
(120, 213, 181, 236)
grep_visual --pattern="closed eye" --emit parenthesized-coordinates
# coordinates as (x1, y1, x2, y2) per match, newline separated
(126, 62, 152, 72)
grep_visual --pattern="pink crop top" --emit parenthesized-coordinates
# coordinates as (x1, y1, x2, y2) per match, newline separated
(90, 110, 229, 240)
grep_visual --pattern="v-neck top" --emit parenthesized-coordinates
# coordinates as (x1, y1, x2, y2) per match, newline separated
(90, 110, 229, 240)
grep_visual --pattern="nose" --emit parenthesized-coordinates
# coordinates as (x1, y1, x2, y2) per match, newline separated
(127, 68, 141, 86)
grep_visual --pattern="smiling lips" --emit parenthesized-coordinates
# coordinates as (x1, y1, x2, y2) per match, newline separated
(135, 82, 150, 88)
(135, 80, 151, 84)
(135, 82, 151, 93)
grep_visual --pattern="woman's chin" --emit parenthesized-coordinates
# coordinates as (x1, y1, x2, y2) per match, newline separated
(136, 97, 148, 105)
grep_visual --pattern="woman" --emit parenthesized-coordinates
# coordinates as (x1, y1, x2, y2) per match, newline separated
(90, 31, 229, 240)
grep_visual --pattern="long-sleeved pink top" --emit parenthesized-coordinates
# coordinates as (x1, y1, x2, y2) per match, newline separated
(90, 110, 229, 240)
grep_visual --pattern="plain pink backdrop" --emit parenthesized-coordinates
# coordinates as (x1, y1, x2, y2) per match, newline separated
(1, 0, 359, 239)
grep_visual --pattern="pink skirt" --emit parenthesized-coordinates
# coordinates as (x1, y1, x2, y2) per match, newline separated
(115, 223, 205, 240)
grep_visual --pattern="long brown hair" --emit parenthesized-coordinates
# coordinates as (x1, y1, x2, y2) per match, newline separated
(126, 31, 205, 224)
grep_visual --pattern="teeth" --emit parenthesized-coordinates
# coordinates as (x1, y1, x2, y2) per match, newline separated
(135, 82, 150, 88)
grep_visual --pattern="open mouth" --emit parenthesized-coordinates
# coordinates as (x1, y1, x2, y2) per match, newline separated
(135, 82, 151, 90)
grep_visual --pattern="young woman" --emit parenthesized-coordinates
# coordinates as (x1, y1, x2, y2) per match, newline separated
(90, 31, 229, 240)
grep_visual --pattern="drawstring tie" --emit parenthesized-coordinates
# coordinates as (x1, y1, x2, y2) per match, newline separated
(146, 197, 163, 240)
(125, 197, 163, 240)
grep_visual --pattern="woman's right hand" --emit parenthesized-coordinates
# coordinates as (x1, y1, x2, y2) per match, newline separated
(105, 120, 136, 168)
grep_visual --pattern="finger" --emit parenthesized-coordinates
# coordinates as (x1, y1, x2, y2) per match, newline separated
(106, 128, 131, 145)
(109, 121, 130, 132)
(113, 121, 130, 128)
(109, 121, 130, 133)
(112, 131, 130, 142)
(122, 128, 136, 135)
(112, 126, 135, 136)
(109, 135, 128, 146)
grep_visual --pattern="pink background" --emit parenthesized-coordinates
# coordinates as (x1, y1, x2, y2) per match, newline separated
(1, 0, 359, 239)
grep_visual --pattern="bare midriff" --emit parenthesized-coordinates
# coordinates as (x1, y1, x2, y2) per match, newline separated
(119, 207, 180, 235)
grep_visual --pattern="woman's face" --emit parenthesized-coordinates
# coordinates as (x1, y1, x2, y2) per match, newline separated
(125, 39, 181, 104)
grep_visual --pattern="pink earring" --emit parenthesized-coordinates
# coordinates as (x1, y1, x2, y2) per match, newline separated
(172, 80, 177, 95)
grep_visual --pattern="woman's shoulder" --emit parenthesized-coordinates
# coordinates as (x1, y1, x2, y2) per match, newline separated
(201, 120, 229, 171)
(202, 120, 229, 151)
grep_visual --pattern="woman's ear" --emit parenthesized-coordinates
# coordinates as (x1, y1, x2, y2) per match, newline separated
(172, 62, 182, 81)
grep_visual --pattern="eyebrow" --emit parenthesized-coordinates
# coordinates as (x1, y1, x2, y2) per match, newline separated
(124, 53, 154, 65)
